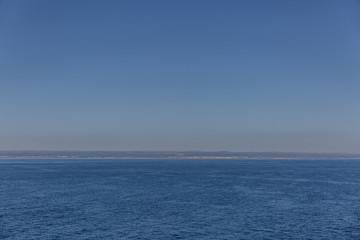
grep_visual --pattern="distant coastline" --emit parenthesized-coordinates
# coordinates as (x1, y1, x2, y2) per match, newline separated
(0, 151, 360, 159)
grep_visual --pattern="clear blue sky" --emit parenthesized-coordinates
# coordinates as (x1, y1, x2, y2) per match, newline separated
(1, 0, 359, 152)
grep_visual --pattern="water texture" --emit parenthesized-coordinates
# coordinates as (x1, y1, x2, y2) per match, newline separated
(1, 159, 360, 239)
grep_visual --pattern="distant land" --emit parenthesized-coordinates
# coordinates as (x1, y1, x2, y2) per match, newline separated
(0, 151, 360, 159)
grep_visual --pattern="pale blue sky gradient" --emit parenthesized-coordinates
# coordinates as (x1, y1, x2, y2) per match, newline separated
(1, 0, 360, 152)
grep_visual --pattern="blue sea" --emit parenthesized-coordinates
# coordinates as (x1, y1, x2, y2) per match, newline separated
(1, 159, 360, 239)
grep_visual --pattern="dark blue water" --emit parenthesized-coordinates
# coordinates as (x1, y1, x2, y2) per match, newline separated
(1, 159, 360, 239)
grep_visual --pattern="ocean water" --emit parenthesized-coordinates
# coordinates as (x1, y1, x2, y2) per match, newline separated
(1, 159, 360, 240)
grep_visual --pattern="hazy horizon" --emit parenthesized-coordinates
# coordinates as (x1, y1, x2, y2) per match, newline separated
(1, 149, 360, 155)
(1, 0, 359, 152)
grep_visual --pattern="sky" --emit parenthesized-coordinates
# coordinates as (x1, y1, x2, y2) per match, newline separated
(0, 0, 359, 152)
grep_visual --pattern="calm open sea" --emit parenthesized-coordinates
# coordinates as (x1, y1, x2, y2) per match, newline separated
(1, 159, 360, 239)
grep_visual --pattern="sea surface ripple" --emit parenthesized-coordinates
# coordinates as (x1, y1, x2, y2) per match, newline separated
(1, 159, 360, 239)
